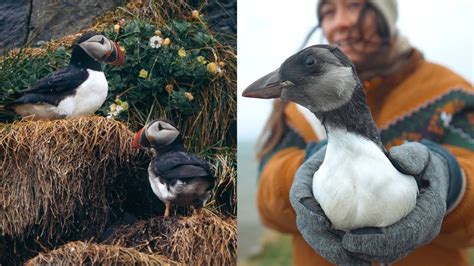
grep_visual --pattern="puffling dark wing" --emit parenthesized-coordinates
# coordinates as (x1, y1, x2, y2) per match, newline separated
(17, 66, 88, 94)
(151, 151, 214, 179)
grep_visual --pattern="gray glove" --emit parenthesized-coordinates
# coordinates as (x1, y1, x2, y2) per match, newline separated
(289, 141, 462, 264)
(289, 145, 370, 265)
(341, 141, 462, 263)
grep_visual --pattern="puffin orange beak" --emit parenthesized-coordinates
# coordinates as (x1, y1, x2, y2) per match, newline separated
(131, 128, 145, 149)
(105, 41, 126, 66)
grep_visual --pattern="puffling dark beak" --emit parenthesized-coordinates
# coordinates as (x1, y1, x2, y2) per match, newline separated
(105, 41, 126, 66)
(242, 68, 289, 99)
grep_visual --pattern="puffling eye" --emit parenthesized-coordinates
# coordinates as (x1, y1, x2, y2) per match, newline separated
(100, 37, 105, 45)
(305, 56, 315, 66)
(158, 123, 163, 130)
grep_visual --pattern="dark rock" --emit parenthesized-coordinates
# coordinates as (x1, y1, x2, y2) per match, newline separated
(27, 0, 124, 46)
(0, 0, 124, 54)
(0, 0, 32, 53)
(190, 0, 237, 48)
(0, 0, 236, 52)
(205, 0, 237, 35)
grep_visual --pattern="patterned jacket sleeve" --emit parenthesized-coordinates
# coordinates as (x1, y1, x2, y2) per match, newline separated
(435, 88, 474, 248)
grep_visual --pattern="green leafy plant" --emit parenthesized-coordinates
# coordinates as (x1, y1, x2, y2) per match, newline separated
(101, 18, 221, 125)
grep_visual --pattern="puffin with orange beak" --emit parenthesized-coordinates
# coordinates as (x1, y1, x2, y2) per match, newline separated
(132, 119, 215, 218)
(7, 32, 126, 120)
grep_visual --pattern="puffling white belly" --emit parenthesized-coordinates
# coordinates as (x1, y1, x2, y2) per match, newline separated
(61, 69, 108, 117)
(312, 129, 418, 231)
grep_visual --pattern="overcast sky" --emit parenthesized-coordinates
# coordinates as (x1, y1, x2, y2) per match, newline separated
(237, 0, 474, 141)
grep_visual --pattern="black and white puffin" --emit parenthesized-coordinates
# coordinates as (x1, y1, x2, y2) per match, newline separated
(243, 45, 419, 231)
(7, 32, 126, 120)
(132, 119, 215, 217)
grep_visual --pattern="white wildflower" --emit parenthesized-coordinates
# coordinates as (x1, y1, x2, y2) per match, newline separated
(149, 36, 163, 49)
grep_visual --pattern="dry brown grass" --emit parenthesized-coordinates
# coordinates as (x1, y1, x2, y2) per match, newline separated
(207, 150, 237, 215)
(0, 116, 236, 263)
(106, 209, 236, 265)
(0, 116, 136, 241)
(25, 241, 177, 265)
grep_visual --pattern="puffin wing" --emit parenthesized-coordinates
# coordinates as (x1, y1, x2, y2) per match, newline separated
(152, 151, 214, 179)
(18, 66, 89, 94)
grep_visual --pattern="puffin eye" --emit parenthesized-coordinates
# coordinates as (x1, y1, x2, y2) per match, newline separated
(100, 37, 105, 45)
(305, 56, 315, 66)
(157, 123, 163, 130)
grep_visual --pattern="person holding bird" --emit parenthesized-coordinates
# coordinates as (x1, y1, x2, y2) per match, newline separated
(250, 0, 474, 265)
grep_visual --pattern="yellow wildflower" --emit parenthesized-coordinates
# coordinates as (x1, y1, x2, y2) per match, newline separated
(120, 101, 129, 111)
(155, 30, 162, 36)
(178, 48, 187, 58)
(197, 56, 207, 64)
(192, 10, 200, 19)
(184, 92, 194, 101)
(163, 38, 171, 46)
(207, 62, 218, 74)
(165, 84, 174, 94)
(109, 103, 117, 113)
(114, 24, 120, 33)
(139, 69, 149, 79)
(218, 61, 225, 68)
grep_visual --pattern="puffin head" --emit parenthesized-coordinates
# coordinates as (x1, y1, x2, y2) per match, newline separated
(242, 45, 361, 113)
(74, 32, 126, 66)
(132, 119, 181, 150)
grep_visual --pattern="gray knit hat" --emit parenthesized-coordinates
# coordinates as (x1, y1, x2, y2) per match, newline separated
(317, 0, 398, 37)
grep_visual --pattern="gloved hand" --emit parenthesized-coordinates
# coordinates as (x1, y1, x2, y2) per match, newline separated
(289, 140, 463, 264)
(341, 140, 463, 263)
(289, 143, 371, 265)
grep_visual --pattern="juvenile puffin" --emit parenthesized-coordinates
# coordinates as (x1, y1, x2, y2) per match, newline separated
(132, 119, 215, 217)
(243, 45, 419, 231)
(7, 32, 126, 120)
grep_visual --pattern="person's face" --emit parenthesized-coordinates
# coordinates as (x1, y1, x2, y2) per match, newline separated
(320, 0, 383, 64)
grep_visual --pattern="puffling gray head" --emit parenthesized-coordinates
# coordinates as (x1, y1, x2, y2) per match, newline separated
(242, 45, 360, 113)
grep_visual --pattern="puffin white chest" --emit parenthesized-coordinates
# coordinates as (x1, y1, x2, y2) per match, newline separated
(312, 129, 418, 231)
(57, 69, 108, 117)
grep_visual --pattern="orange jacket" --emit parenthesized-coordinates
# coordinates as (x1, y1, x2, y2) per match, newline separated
(257, 52, 474, 266)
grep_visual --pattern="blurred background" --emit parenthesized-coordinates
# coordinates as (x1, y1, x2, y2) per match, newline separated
(237, 0, 473, 264)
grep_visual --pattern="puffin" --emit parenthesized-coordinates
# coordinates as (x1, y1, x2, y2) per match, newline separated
(131, 119, 215, 217)
(6, 32, 126, 120)
(242, 45, 419, 231)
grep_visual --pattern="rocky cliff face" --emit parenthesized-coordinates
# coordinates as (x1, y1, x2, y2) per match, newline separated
(0, 0, 237, 54)
(0, 1, 31, 52)
(0, 0, 123, 53)
(203, 0, 237, 41)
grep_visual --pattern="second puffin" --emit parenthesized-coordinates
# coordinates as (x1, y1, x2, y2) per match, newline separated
(132, 119, 215, 217)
